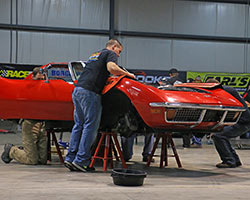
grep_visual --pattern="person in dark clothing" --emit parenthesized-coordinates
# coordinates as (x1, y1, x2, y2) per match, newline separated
(121, 133, 155, 162)
(207, 78, 250, 168)
(167, 68, 183, 85)
(243, 86, 250, 107)
(159, 68, 183, 86)
(64, 39, 135, 172)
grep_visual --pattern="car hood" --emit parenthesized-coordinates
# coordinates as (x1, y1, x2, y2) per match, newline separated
(106, 76, 244, 109)
(151, 85, 243, 109)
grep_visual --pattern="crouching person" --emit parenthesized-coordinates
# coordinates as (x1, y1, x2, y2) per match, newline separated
(207, 78, 250, 168)
(1, 67, 47, 165)
(2, 120, 47, 165)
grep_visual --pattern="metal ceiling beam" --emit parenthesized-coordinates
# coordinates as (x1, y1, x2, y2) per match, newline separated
(180, 0, 250, 5)
(0, 23, 109, 36)
(1, 23, 249, 44)
(115, 30, 250, 43)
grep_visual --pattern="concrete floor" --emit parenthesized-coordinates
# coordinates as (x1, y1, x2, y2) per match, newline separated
(1, 125, 250, 200)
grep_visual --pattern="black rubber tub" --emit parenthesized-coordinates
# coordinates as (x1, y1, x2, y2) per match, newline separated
(111, 168, 147, 186)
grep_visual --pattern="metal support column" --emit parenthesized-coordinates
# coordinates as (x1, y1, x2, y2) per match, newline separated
(109, 0, 115, 39)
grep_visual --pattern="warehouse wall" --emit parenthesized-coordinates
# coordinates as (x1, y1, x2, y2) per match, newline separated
(116, 0, 250, 72)
(0, 0, 110, 64)
(0, 0, 249, 73)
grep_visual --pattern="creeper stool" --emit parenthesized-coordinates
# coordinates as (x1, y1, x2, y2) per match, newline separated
(147, 132, 182, 168)
(90, 131, 127, 172)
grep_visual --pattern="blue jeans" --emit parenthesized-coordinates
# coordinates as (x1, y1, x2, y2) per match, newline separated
(212, 123, 250, 165)
(65, 87, 102, 166)
(142, 134, 154, 158)
(121, 133, 154, 161)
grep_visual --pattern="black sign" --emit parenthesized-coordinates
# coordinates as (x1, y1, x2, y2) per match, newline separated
(0, 63, 38, 79)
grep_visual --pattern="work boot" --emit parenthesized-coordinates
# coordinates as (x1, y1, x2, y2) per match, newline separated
(1, 144, 13, 164)
(64, 160, 78, 171)
(236, 161, 242, 167)
(72, 162, 95, 172)
(216, 162, 236, 168)
(142, 156, 155, 163)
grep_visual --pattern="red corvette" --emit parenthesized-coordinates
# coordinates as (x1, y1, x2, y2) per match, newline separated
(0, 62, 245, 136)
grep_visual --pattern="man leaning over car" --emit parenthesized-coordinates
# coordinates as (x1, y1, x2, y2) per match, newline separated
(1, 67, 48, 165)
(64, 39, 135, 172)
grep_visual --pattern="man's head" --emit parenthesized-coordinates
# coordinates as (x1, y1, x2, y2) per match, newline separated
(106, 39, 123, 57)
(187, 78, 194, 83)
(32, 67, 44, 80)
(169, 68, 179, 77)
(206, 78, 220, 83)
(194, 75, 202, 83)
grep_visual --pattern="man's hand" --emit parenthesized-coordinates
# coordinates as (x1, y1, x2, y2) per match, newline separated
(126, 72, 136, 79)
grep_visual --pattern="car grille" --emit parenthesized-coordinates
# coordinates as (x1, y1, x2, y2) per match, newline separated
(165, 108, 239, 124)
(167, 108, 202, 122)
(203, 110, 224, 122)
(224, 111, 238, 122)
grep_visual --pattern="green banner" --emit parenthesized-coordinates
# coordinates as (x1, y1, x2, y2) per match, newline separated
(187, 71, 250, 94)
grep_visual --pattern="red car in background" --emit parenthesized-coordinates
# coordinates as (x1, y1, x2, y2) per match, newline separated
(0, 62, 245, 137)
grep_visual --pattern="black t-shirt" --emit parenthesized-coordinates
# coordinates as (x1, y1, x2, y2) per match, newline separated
(223, 86, 250, 124)
(76, 48, 118, 94)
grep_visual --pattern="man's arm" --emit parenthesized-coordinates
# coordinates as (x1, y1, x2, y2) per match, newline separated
(107, 62, 135, 79)
(245, 100, 250, 107)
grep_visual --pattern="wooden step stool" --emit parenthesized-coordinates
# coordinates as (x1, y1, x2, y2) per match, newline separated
(90, 131, 127, 172)
(147, 132, 182, 168)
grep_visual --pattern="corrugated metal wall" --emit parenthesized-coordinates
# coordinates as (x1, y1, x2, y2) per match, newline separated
(0, 0, 110, 64)
(116, 0, 250, 72)
(0, 0, 249, 73)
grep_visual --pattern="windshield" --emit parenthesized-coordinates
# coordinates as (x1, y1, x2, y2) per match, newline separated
(47, 64, 73, 82)
(70, 62, 84, 80)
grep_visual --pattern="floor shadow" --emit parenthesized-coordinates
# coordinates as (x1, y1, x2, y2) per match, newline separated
(111, 161, 224, 178)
